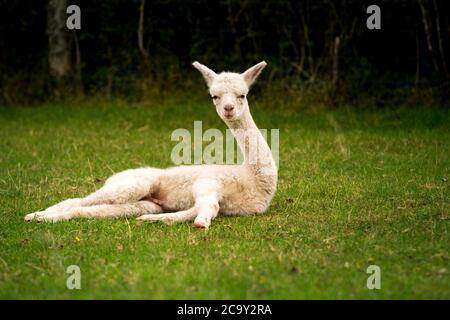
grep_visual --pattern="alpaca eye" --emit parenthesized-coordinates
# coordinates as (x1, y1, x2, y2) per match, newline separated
(212, 96, 219, 100)
(239, 95, 246, 99)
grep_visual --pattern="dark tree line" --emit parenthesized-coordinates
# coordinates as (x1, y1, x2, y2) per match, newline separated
(0, 0, 449, 106)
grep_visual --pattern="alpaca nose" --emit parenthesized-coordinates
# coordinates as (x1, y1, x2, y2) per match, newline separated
(224, 104, 234, 112)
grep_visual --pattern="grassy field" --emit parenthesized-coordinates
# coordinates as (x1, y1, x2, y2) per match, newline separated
(0, 98, 449, 299)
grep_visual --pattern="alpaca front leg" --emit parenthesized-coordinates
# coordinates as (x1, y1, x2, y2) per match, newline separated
(137, 207, 197, 224)
(191, 179, 220, 229)
(138, 191, 220, 228)
(193, 195, 220, 229)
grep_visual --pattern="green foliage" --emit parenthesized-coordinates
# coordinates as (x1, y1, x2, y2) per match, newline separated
(0, 100, 448, 299)
(1, 0, 449, 106)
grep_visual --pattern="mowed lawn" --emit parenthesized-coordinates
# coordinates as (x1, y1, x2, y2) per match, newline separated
(0, 99, 448, 299)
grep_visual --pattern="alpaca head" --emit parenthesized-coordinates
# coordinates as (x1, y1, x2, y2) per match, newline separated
(193, 61, 266, 122)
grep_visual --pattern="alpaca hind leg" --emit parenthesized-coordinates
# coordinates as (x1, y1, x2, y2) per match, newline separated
(80, 177, 155, 206)
(45, 198, 83, 211)
(25, 198, 83, 221)
(25, 172, 159, 221)
(34, 201, 162, 223)
(24, 180, 150, 222)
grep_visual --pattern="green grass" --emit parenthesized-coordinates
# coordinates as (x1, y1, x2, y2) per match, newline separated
(0, 99, 449, 299)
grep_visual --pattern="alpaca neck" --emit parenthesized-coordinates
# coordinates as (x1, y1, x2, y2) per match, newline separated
(225, 109, 277, 176)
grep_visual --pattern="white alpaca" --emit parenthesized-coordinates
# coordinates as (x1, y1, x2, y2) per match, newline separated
(24, 61, 278, 229)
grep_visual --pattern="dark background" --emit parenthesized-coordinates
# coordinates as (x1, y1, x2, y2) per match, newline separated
(0, 0, 449, 107)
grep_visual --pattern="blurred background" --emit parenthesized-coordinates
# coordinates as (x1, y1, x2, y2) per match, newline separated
(0, 0, 449, 108)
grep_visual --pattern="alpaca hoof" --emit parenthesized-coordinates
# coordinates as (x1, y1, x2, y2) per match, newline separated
(32, 211, 71, 223)
(24, 211, 44, 222)
(193, 221, 208, 229)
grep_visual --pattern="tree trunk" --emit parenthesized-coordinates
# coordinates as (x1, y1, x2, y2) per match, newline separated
(47, 0, 70, 80)
(418, 0, 438, 72)
(432, 0, 449, 77)
(138, 0, 149, 61)
(332, 36, 340, 92)
(73, 32, 83, 94)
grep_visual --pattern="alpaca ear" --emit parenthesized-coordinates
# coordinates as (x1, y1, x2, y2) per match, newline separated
(192, 61, 217, 87)
(242, 61, 267, 86)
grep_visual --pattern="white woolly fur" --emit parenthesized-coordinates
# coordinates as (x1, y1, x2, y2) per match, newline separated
(25, 61, 278, 229)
